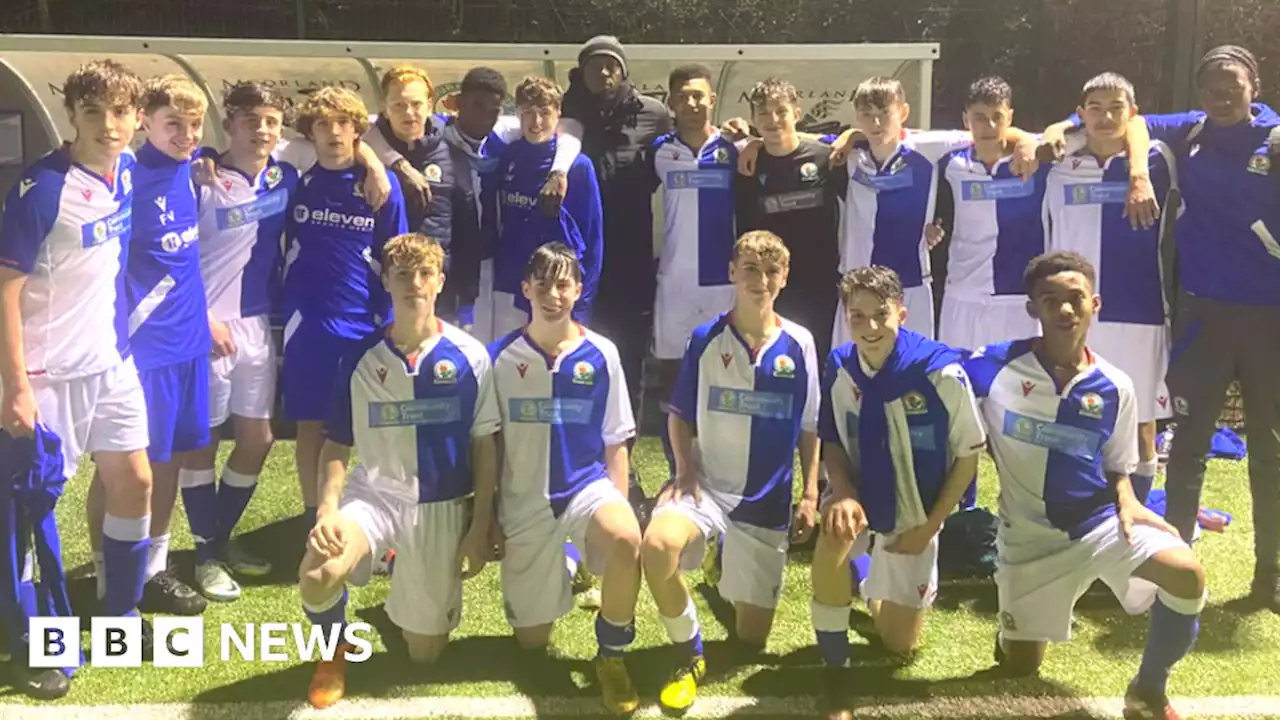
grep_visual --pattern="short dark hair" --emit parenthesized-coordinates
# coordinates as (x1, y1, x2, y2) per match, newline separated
(62, 59, 144, 113)
(854, 77, 906, 111)
(1081, 72, 1136, 106)
(966, 76, 1013, 109)
(223, 81, 292, 124)
(1023, 251, 1096, 296)
(525, 242, 582, 284)
(748, 77, 799, 113)
(668, 64, 714, 92)
(839, 266, 904, 307)
(461, 67, 508, 99)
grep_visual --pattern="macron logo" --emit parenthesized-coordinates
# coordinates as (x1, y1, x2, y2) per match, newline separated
(292, 204, 376, 231)
(18, 179, 35, 198)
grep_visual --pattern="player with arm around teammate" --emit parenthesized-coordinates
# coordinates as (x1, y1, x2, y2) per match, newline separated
(488, 243, 643, 716)
(180, 81, 300, 601)
(810, 266, 986, 720)
(966, 252, 1206, 720)
(1043, 72, 1176, 504)
(641, 230, 821, 715)
(298, 232, 500, 709)
(282, 87, 408, 531)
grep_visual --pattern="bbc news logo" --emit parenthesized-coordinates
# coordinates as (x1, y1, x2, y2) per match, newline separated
(28, 617, 374, 668)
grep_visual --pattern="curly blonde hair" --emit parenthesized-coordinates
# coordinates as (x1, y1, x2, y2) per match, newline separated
(295, 86, 370, 139)
(733, 230, 790, 268)
(62, 59, 144, 113)
(381, 233, 446, 276)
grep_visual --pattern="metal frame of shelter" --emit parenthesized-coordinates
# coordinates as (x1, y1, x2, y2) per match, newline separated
(0, 34, 940, 150)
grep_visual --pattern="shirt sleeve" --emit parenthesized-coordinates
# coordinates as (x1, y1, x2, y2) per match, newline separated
(275, 138, 317, 173)
(490, 115, 522, 143)
(818, 350, 841, 444)
(602, 342, 637, 446)
(551, 125, 583, 175)
(1103, 381, 1141, 476)
(566, 155, 604, 313)
(361, 118, 406, 167)
(1140, 112, 1203, 145)
(0, 177, 58, 274)
(910, 130, 975, 164)
(801, 332, 820, 433)
(935, 363, 987, 458)
(469, 348, 501, 437)
(376, 173, 409, 244)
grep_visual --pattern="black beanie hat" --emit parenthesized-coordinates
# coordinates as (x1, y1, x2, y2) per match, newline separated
(578, 35, 628, 79)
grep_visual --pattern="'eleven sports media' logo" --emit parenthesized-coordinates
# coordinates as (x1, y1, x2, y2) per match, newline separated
(27, 617, 374, 668)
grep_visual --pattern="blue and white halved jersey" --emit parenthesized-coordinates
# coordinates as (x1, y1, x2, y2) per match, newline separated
(965, 340, 1139, 559)
(819, 341, 985, 532)
(126, 143, 209, 370)
(669, 313, 819, 530)
(841, 130, 971, 287)
(939, 147, 1051, 301)
(648, 131, 738, 287)
(199, 156, 299, 322)
(1044, 143, 1177, 326)
(0, 149, 135, 380)
(489, 327, 635, 527)
(326, 320, 500, 504)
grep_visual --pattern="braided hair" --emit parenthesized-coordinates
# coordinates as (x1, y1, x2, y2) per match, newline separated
(1196, 44, 1260, 95)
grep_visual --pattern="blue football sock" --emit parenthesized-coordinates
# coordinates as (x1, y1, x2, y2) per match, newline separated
(102, 514, 150, 617)
(1135, 598, 1200, 697)
(216, 470, 259, 558)
(595, 614, 635, 658)
(303, 587, 348, 640)
(812, 599, 851, 667)
(180, 468, 219, 565)
(679, 630, 704, 658)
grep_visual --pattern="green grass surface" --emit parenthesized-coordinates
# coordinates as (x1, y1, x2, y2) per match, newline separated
(2, 438, 1278, 709)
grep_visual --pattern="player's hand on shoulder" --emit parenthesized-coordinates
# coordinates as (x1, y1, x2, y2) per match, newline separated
(822, 494, 867, 542)
(1124, 174, 1160, 230)
(1, 384, 38, 438)
(791, 495, 819, 544)
(363, 169, 392, 211)
(828, 128, 859, 168)
(885, 522, 935, 556)
(720, 117, 751, 141)
(308, 511, 348, 559)
(1010, 137, 1040, 181)
(539, 171, 567, 218)
(191, 156, 217, 187)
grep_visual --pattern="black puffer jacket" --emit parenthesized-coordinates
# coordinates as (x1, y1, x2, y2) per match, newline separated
(562, 69, 672, 309)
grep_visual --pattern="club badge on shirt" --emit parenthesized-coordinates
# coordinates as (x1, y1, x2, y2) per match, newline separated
(1080, 392, 1104, 420)
(265, 165, 283, 188)
(1247, 153, 1271, 176)
(773, 354, 796, 378)
(800, 162, 819, 181)
(572, 361, 595, 386)
(903, 391, 927, 415)
(425, 164, 443, 183)
(433, 359, 458, 384)
(713, 147, 730, 164)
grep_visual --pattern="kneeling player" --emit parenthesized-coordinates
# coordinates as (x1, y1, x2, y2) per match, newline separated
(489, 243, 642, 716)
(966, 252, 1205, 720)
(810, 266, 985, 720)
(298, 233, 499, 709)
(642, 230, 820, 714)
